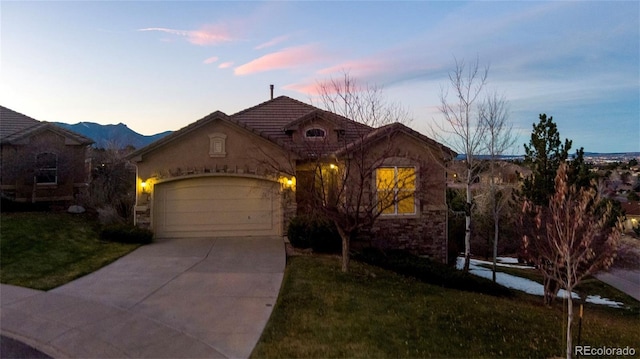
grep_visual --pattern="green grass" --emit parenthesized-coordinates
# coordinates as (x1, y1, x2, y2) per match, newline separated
(0, 212, 140, 290)
(252, 255, 639, 358)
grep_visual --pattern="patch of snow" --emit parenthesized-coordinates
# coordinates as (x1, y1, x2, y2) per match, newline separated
(496, 256, 520, 264)
(456, 257, 624, 308)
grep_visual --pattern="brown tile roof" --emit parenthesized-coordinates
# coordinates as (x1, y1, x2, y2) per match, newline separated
(0, 105, 94, 145)
(0, 106, 41, 140)
(334, 122, 457, 159)
(621, 201, 640, 216)
(231, 96, 373, 154)
(129, 96, 452, 161)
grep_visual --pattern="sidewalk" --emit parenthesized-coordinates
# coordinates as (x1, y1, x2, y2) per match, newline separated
(0, 236, 285, 358)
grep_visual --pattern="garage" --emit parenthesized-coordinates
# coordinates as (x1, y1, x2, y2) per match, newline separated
(153, 176, 282, 238)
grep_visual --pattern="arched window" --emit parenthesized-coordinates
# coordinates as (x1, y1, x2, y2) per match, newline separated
(35, 152, 57, 184)
(305, 127, 326, 139)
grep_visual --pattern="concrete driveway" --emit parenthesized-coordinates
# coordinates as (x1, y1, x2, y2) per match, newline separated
(0, 236, 285, 358)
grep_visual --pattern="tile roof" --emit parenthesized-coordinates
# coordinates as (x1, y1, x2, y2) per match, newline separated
(0, 105, 94, 145)
(0, 106, 41, 140)
(231, 96, 373, 154)
(128, 95, 453, 160)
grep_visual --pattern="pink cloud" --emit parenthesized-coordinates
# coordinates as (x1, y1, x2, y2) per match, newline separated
(139, 25, 234, 46)
(255, 35, 290, 50)
(234, 45, 322, 75)
(218, 62, 234, 69)
(318, 59, 389, 78)
(203, 56, 219, 64)
(282, 81, 320, 96)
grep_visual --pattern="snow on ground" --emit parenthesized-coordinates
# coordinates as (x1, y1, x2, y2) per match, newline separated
(456, 257, 624, 308)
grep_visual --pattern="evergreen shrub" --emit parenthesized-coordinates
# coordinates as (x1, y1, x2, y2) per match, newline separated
(100, 224, 153, 244)
(287, 215, 341, 253)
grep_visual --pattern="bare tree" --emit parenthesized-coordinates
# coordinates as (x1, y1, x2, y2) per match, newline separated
(311, 72, 417, 272)
(479, 91, 516, 281)
(520, 163, 621, 359)
(431, 57, 489, 272)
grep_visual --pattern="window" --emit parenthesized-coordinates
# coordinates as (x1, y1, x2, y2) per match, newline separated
(35, 152, 57, 185)
(209, 133, 227, 157)
(376, 166, 416, 215)
(305, 127, 326, 139)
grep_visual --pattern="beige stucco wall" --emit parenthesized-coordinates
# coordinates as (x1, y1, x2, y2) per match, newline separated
(131, 117, 297, 232)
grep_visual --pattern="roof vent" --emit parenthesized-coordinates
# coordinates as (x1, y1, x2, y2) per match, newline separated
(270, 84, 274, 100)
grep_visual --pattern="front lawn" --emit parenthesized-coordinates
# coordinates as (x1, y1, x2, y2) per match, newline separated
(252, 255, 639, 358)
(0, 212, 140, 290)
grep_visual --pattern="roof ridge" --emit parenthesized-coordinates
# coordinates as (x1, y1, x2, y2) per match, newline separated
(230, 95, 318, 118)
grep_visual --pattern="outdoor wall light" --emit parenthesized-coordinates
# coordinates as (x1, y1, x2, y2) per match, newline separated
(140, 181, 149, 194)
(279, 176, 296, 190)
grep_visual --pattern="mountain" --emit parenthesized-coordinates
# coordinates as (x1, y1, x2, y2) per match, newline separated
(54, 122, 171, 149)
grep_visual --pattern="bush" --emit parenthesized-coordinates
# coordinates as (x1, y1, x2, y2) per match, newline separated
(100, 224, 153, 244)
(354, 248, 513, 297)
(287, 215, 342, 253)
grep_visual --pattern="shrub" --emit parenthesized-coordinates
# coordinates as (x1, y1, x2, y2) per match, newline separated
(287, 215, 341, 253)
(100, 224, 153, 244)
(354, 248, 513, 297)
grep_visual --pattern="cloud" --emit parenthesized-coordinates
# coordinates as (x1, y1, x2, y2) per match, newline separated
(255, 34, 290, 50)
(218, 62, 234, 69)
(203, 56, 219, 64)
(234, 44, 323, 75)
(139, 25, 234, 46)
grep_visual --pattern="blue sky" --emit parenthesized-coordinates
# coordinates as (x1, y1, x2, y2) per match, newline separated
(1, 1, 638, 153)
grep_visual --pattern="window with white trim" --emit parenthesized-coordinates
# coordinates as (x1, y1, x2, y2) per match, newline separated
(305, 127, 326, 139)
(209, 133, 227, 157)
(376, 166, 416, 215)
(35, 152, 57, 185)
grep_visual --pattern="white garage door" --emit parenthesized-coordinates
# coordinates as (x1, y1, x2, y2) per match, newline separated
(153, 176, 282, 238)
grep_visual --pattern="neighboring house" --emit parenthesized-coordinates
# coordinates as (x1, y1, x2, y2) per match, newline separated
(621, 201, 640, 233)
(0, 106, 94, 203)
(128, 96, 455, 262)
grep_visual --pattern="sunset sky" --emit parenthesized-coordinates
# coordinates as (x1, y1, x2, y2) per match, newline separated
(1, 1, 638, 153)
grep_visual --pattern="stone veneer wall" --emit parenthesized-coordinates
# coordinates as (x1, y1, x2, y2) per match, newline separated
(370, 208, 448, 264)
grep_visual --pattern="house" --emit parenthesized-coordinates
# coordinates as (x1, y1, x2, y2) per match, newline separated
(621, 201, 640, 233)
(0, 106, 94, 204)
(128, 96, 455, 262)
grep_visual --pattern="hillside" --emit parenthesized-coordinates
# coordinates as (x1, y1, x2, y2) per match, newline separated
(55, 122, 171, 149)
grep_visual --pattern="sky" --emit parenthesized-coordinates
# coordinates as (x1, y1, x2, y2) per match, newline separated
(1, 1, 638, 153)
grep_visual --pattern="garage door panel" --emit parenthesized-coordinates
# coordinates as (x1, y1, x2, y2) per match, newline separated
(163, 209, 274, 227)
(154, 176, 281, 238)
(163, 185, 272, 201)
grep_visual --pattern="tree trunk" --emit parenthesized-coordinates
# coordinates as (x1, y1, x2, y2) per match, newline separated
(463, 176, 472, 272)
(336, 224, 350, 273)
(566, 288, 574, 359)
(492, 213, 499, 282)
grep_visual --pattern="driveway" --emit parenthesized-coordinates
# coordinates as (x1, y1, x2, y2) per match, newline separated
(0, 236, 285, 358)
(595, 268, 640, 302)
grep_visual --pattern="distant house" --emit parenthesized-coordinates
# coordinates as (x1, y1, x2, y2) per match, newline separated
(0, 106, 93, 204)
(128, 96, 456, 262)
(621, 201, 640, 233)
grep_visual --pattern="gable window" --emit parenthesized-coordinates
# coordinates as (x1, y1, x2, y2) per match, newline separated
(376, 166, 416, 215)
(209, 133, 227, 158)
(35, 152, 57, 185)
(305, 127, 326, 139)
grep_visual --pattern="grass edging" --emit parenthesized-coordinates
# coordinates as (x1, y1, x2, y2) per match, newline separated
(354, 248, 513, 297)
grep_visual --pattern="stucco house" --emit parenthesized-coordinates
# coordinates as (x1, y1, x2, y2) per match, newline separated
(0, 106, 93, 204)
(128, 96, 455, 262)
